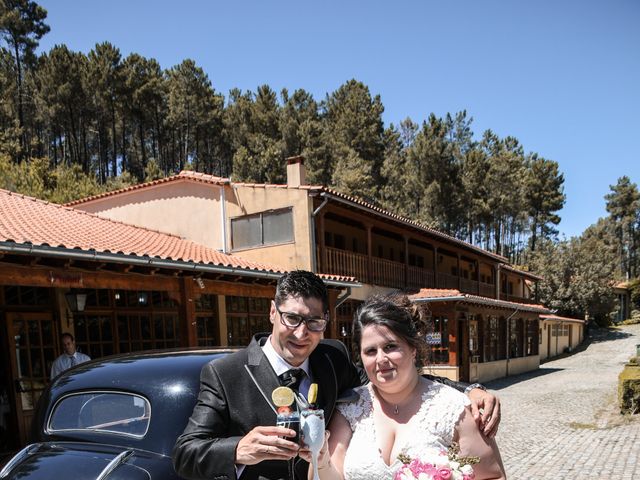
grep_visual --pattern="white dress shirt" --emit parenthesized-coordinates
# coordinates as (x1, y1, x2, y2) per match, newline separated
(50, 351, 91, 379)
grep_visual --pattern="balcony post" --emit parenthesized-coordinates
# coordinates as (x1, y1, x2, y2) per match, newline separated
(433, 246, 439, 288)
(404, 235, 409, 288)
(457, 253, 461, 290)
(476, 260, 481, 295)
(496, 265, 501, 300)
(318, 211, 326, 273)
(366, 224, 373, 284)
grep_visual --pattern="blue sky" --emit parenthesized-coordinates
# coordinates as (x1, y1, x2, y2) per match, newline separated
(36, 0, 639, 239)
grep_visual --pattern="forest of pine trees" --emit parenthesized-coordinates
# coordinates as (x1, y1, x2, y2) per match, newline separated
(2, 1, 639, 323)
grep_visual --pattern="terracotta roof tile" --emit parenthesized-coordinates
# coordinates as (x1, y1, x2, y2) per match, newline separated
(500, 264, 543, 280)
(0, 188, 355, 284)
(65, 171, 229, 206)
(410, 288, 549, 313)
(540, 314, 586, 324)
(66, 172, 510, 264)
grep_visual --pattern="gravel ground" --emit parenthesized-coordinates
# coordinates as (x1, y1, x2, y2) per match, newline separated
(488, 324, 640, 480)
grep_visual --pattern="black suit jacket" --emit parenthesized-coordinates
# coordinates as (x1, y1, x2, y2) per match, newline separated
(172, 334, 363, 480)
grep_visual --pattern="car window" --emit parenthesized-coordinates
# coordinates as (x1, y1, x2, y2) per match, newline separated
(48, 391, 151, 438)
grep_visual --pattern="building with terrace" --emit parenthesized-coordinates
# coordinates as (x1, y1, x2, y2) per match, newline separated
(67, 157, 559, 384)
(0, 187, 356, 451)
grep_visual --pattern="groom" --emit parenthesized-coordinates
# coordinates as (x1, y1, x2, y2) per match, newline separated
(173, 270, 500, 480)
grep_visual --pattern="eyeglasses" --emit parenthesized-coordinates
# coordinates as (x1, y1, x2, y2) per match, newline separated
(274, 303, 329, 332)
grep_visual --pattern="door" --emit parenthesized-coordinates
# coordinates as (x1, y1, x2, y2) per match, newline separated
(568, 324, 573, 349)
(457, 313, 469, 382)
(6, 313, 57, 446)
(0, 317, 17, 459)
(468, 317, 479, 381)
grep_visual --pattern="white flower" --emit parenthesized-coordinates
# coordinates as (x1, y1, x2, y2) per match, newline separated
(460, 464, 474, 475)
(448, 460, 460, 470)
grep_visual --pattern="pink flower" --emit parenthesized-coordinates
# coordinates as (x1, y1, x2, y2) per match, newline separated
(437, 467, 452, 480)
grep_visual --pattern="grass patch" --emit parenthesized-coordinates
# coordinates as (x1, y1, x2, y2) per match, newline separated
(568, 421, 597, 430)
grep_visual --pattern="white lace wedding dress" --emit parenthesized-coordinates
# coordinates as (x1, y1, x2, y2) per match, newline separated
(336, 380, 470, 480)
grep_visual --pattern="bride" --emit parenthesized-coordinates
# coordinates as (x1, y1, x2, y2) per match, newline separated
(306, 295, 505, 480)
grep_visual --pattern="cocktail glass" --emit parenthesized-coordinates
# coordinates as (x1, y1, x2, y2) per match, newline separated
(300, 408, 325, 480)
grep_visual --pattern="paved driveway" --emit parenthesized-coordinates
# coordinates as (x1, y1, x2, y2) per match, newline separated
(489, 324, 640, 480)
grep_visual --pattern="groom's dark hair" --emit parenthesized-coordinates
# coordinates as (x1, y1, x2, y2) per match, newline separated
(275, 270, 329, 312)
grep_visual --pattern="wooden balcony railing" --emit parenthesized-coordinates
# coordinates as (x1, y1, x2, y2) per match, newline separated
(437, 273, 459, 289)
(479, 282, 495, 298)
(321, 247, 504, 298)
(503, 294, 533, 304)
(460, 278, 478, 295)
(407, 266, 435, 289)
(324, 247, 368, 281)
(371, 257, 405, 287)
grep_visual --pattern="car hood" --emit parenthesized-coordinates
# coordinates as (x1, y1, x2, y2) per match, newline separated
(0, 442, 175, 480)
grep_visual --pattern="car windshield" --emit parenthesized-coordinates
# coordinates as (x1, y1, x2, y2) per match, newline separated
(48, 391, 151, 438)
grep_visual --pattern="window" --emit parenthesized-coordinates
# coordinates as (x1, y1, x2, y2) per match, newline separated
(483, 316, 499, 362)
(551, 323, 569, 337)
(526, 319, 539, 355)
(509, 318, 524, 358)
(3, 286, 51, 306)
(333, 233, 346, 250)
(76, 315, 115, 358)
(469, 316, 479, 363)
(231, 208, 294, 249)
(49, 391, 150, 438)
(429, 316, 449, 364)
(226, 296, 271, 346)
(74, 289, 180, 358)
(196, 294, 220, 347)
(336, 300, 362, 357)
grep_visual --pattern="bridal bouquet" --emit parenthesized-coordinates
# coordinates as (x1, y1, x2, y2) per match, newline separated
(393, 443, 478, 480)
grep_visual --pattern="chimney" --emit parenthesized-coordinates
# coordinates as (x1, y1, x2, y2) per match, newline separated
(286, 155, 306, 187)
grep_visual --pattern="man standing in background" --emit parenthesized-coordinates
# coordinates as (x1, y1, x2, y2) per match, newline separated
(50, 333, 90, 379)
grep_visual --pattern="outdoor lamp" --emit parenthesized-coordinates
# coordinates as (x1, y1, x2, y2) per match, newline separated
(65, 292, 88, 312)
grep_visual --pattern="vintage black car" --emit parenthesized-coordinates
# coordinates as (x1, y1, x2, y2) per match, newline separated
(0, 348, 233, 479)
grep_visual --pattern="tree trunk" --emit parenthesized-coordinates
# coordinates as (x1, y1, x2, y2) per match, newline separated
(13, 42, 25, 160)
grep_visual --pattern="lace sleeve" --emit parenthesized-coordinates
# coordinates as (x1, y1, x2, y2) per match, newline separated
(418, 382, 470, 446)
(336, 385, 372, 432)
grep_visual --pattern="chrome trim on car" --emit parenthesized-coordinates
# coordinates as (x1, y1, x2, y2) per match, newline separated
(0, 444, 41, 478)
(96, 450, 134, 480)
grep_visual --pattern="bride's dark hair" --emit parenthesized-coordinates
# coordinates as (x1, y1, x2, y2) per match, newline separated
(352, 294, 430, 366)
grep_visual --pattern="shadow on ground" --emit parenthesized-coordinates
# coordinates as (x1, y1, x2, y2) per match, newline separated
(486, 367, 564, 390)
(586, 326, 634, 344)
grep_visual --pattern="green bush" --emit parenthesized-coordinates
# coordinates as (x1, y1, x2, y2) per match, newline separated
(619, 361, 640, 414)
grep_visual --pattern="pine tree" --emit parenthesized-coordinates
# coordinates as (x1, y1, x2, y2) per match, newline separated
(605, 176, 640, 279)
(167, 59, 224, 175)
(34, 45, 89, 170)
(323, 79, 385, 200)
(120, 53, 165, 179)
(87, 42, 122, 180)
(524, 154, 565, 253)
(280, 88, 329, 185)
(0, 0, 49, 158)
(225, 85, 283, 183)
